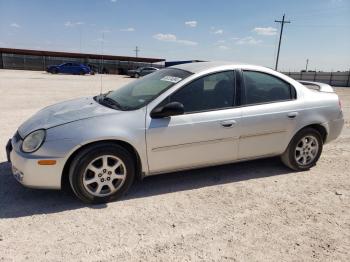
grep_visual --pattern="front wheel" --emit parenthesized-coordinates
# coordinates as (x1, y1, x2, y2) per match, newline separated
(69, 143, 135, 204)
(281, 128, 323, 171)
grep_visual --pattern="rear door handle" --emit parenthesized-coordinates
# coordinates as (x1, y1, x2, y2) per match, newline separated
(287, 112, 298, 118)
(220, 120, 237, 128)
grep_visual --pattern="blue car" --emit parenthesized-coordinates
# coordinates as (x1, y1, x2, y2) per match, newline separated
(47, 63, 93, 75)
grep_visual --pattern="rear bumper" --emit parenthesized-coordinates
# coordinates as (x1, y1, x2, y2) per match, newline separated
(325, 117, 344, 143)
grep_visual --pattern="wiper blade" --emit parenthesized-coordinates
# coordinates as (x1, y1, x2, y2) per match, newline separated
(101, 96, 123, 110)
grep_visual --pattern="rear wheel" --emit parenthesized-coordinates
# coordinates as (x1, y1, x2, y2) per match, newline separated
(69, 143, 135, 204)
(281, 128, 323, 171)
(135, 73, 140, 78)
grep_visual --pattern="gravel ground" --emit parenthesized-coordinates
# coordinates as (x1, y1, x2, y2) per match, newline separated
(0, 70, 349, 261)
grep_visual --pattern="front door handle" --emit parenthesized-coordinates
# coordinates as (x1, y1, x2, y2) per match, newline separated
(287, 112, 298, 119)
(220, 120, 237, 128)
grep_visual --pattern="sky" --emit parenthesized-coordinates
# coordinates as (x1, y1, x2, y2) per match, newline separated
(0, 0, 349, 71)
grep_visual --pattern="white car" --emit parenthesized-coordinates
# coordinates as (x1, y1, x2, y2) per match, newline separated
(6, 62, 344, 203)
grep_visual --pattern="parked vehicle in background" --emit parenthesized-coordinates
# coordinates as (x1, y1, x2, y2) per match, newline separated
(6, 62, 344, 204)
(128, 67, 159, 78)
(87, 64, 98, 74)
(46, 63, 93, 75)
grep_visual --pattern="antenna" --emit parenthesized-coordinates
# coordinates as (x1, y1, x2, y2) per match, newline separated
(100, 31, 105, 95)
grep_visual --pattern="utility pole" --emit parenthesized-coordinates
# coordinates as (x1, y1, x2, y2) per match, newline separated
(134, 46, 140, 58)
(79, 27, 82, 53)
(274, 14, 290, 71)
(305, 58, 309, 72)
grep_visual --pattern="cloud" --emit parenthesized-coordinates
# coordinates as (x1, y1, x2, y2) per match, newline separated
(235, 36, 262, 45)
(253, 27, 277, 36)
(185, 21, 198, 28)
(64, 21, 84, 27)
(96, 38, 108, 43)
(64, 21, 74, 27)
(120, 27, 135, 32)
(10, 23, 20, 28)
(218, 45, 229, 50)
(176, 39, 197, 46)
(153, 33, 177, 42)
(153, 33, 197, 46)
(217, 40, 226, 43)
(111, 0, 117, 2)
(213, 29, 224, 34)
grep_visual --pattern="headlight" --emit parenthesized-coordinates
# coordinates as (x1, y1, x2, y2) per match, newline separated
(21, 129, 46, 153)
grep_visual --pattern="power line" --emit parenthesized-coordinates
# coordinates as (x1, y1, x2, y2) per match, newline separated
(290, 24, 350, 27)
(274, 14, 291, 71)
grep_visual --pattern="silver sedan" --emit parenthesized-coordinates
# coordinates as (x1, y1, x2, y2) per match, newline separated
(6, 62, 344, 203)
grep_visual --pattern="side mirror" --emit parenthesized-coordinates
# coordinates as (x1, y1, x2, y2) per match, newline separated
(150, 102, 185, 119)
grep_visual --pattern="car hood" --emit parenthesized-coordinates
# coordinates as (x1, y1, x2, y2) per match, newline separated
(18, 97, 117, 137)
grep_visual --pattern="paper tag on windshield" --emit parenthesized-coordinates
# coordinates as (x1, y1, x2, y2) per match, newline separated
(160, 76, 182, 83)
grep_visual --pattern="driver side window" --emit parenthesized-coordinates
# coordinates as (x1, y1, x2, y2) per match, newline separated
(167, 71, 236, 113)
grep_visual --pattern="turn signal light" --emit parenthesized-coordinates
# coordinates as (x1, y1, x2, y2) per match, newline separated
(38, 160, 57, 165)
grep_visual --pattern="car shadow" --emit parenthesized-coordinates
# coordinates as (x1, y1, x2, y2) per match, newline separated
(0, 157, 293, 219)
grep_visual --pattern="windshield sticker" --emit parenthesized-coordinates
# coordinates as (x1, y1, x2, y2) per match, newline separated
(160, 76, 182, 83)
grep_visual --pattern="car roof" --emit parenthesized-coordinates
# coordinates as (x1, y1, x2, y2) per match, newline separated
(171, 61, 260, 73)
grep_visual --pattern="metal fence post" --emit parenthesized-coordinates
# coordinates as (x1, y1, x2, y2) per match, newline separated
(0, 52, 3, 69)
(330, 71, 333, 85)
(42, 56, 46, 71)
(314, 71, 317, 81)
(347, 70, 350, 87)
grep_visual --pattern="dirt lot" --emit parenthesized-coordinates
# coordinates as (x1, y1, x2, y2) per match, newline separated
(0, 70, 349, 261)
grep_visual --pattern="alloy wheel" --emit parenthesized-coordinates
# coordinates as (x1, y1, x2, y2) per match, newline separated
(294, 135, 319, 166)
(82, 155, 126, 197)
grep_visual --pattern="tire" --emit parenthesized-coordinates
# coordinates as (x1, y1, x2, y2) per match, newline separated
(281, 128, 323, 171)
(52, 68, 59, 74)
(79, 70, 85, 75)
(135, 73, 140, 78)
(69, 143, 135, 204)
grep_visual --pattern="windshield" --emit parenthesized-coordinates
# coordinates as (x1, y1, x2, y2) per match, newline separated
(103, 68, 192, 110)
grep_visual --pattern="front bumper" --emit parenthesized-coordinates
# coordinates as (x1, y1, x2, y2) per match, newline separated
(6, 139, 64, 189)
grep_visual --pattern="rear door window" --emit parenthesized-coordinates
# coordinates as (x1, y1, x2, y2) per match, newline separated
(242, 71, 296, 105)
